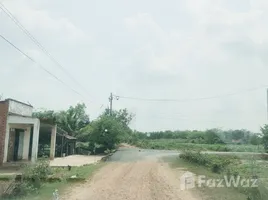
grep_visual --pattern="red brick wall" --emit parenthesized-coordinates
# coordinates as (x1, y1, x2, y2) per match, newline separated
(0, 102, 8, 165)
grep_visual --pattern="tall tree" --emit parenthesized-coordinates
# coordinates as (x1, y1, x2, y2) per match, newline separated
(33, 103, 89, 136)
(57, 103, 90, 135)
(88, 115, 124, 153)
(102, 108, 134, 127)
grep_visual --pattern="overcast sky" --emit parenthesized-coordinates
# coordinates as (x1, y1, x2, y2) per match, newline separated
(1, 0, 268, 132)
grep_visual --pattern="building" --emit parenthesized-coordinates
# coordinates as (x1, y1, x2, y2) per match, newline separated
(0, 99, 57, 166)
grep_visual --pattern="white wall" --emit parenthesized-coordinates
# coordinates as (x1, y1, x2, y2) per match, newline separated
(8, 100, 33, 116)
(3, 116, 40, 163)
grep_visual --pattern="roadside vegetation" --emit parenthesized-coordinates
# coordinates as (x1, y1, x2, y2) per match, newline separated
(34, 104, 134, 155)
(130, 128, 267, 153)
(5, 102, 268, 199)
(133, 139, 265, 152)
(1, 104, 133, 199)
(33, 103, 268, 155)
(0, 159, 105, 200)
(165, 150, 268, 200)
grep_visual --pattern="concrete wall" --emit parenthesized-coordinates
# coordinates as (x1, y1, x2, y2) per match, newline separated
(8, 100, 33, 117)
(0, 102, 8, 165)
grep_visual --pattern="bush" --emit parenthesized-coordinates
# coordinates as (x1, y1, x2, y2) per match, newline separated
(2, 159, 52, 198)
(23, 159, 52, 182)
(179, 150, 238, 173)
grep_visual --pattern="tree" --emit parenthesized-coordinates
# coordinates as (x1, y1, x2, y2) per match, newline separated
(76, 108, 134, 153)
(232, 130, 245, 141)
(33, 110, 57, 124)
(261, 125, 268, 152)
(33, 103, 89, 136)
(250, 134, 261, 146)
(56, 103, 89, 136)
(88, 115, 124, 153)
(100, 108, 134, 142)
(102, 108, 134, 127)
(204, 129, 224, 144)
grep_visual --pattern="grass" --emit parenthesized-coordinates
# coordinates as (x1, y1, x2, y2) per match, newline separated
(2, 162, 106, 200)
(134, 139, 265, 152)
(29, 162, 106, 200)
(0, 175, 16, 181)
(164, 156, 249, 200)
(164, 153, 268, 200)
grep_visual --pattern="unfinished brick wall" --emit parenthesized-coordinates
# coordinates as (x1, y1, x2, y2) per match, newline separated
(0, 101, 8, 165)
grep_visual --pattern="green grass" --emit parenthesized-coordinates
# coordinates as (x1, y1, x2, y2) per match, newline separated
(164, 154, 268, 200)
(134, 139, 265, 152)
(2, 162, 106, 200)
(0, 175, 16, 181)
(164, 156, 249, 200)
(29, 162, 106, 200)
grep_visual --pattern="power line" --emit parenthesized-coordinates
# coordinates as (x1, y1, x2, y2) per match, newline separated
(0, 3, 96, 101)
(0, 34, 89, 100)
(115, 85, 268, 103)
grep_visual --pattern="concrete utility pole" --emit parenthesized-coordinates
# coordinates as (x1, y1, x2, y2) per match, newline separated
(108, 93, 119, 116)
(109, 93, 113, 116)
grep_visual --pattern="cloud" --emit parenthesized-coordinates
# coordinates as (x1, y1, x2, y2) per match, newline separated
(1, 0, 268, 132)
(121, 1, 268, 131)
(2, 0, 89, 43)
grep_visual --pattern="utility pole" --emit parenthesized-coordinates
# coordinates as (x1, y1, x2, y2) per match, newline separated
(108, 93, 119, 116)
(109, 93, 113, 116)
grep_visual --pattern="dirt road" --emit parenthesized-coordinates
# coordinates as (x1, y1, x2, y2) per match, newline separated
(62, 148, 198, 200)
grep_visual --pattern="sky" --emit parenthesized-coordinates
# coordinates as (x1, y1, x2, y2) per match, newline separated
(0, 0, 268, 132)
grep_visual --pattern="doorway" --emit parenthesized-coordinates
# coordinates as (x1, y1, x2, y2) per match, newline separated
(7, 128, 24, 162)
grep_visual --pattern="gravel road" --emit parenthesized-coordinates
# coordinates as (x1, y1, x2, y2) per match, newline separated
(62, 148, 198, 200)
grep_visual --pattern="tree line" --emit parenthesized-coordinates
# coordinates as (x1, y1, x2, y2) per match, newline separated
(33, 103, 135, 154)
(133, 129, 262, 145)
(33, 103, 268, 154)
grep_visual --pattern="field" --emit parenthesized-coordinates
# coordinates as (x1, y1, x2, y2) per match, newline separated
(164, 152, 268, 200)
(134, 139, 265, 152)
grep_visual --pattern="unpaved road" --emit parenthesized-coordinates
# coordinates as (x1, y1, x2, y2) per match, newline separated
(62, 148, 199, 200)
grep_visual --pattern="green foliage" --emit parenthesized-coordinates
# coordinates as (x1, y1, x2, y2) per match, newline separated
(23, 159, 52, 182)
(136, 129, 256, 145)
(132, 139, 264, 152)
(86, 115, 126, 153)
(204, 129, 224, 144)
(261, 125, 268, 152)
(250, 135, 262, 145)
(76, 109, 134, 154)
(33, 110, 57, 124)
(33, 103, 89, 136)
(57, 103, 89, 135)
(4, 159, 52, 198)
(179, 150, 239, 173)
(102, 108, 134, 126)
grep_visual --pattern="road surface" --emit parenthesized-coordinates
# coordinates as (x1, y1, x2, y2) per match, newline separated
(62, 148, 199, 200)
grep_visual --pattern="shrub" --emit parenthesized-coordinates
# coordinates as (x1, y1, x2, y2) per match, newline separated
(23, 159, 52, 182)
(180, 150, 238, 173)
(2, 159, 52, 198)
